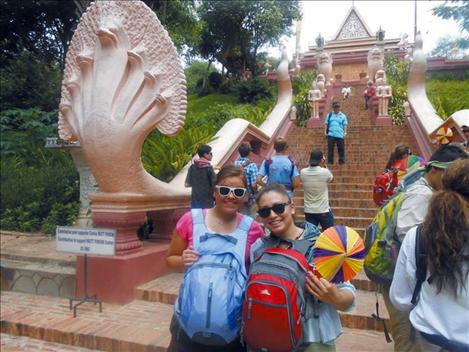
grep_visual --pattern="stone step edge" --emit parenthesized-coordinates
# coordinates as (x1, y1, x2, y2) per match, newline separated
(0, 258, 76, 275)
(132, 290, 388, 333)
(0, 319, 167, 352)
(0, 253, 76, 269)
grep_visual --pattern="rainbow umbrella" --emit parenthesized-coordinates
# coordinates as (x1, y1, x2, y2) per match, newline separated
(312, 226, 365, 283)
(435, 126, 453, 145)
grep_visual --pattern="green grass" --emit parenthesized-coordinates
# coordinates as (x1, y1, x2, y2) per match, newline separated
(187, 93, 240, 115)
(426, 79, 469, 120)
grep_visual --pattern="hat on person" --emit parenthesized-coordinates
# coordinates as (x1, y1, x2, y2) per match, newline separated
(332, 101, 340, 108)
(309, 149, 324, 166)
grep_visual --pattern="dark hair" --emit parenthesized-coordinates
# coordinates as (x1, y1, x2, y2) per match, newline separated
(274, 137, 288, 152)
(428, 144, 468, 165)
(256, 183, 291, 205)
(216, 165, 247, 188)
(238, 141, 252, 157)
(332, 101, 340, 108)
(197, 144, 212, 158)
(385, 144, 410, 170)
(422, 159, 469, 297)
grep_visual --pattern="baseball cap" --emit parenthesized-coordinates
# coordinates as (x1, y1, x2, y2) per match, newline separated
(309, 149, 324, 166)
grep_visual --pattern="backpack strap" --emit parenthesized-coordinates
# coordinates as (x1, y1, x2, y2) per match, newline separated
(265, 158, 272, 178)
(288, 155, 297, 179)
(191, 208, 205, 225)
(326, 112, 332, 134)
(237, 214, 254, 233)
(411, 225, 427, 305)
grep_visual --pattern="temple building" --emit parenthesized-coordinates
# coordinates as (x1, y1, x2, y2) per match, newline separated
(299, 5, 406, 81)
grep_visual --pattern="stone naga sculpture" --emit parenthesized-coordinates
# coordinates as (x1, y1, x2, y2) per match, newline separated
(317, 51, 333, 85)
(58, 1, 187, 200)
(315, 74, 326, 98)
(308, 81, 322, 119)
(367, 46, 384, 82)
(407, 32, 444, 136)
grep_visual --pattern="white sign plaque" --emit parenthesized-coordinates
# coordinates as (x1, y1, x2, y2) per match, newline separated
(56, 226, 116, 256)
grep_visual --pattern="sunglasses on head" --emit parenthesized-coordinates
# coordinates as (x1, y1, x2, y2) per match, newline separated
(215, 185, 246, 198)
(257, 202, 291, 218)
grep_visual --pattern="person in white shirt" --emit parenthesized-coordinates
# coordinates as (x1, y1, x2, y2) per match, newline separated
(341, 84, 351, 100)
(300, 149, 334, 230)
(390, 159, 469, 352)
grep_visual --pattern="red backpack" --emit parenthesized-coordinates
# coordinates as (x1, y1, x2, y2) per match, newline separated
(373, 169, 399, 207)
(242, 240, 310, 352)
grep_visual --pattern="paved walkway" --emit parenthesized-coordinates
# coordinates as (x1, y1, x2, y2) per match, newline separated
(1, 333, 96, 351)
(1, 231, 76, 265)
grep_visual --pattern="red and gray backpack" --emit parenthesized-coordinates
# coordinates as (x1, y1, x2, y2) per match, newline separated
(373, 169, 399, 207)
(242, 238, 311, 352)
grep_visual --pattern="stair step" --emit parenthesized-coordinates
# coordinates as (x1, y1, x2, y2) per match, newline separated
(0, 333, 97, 351)
(294, 206, 377, 218)
(334, 216, 373, 229)
(336, 328, 393, 351)
(134, 273, 388, 331)
(0, 258, 76, 299)
(1, 291, 173, 351)
(330, 198, 377, 208)
(329, 190, 373, 199)
(0, 291, 392, 351)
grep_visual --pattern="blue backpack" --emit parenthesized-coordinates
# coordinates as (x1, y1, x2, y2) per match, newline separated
(174, 209, 253, 346)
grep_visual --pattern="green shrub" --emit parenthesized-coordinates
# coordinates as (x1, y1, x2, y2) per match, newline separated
(292, 70, 317, 127)
(238, 78, 273, 103)
(0, 107, 79, 234)
(384, 53, 410, 125)
(219, 79, 241, 94)
(208, 72, 223, 90)
(426, 80, 469, 119)
(142, 95, 274, 182)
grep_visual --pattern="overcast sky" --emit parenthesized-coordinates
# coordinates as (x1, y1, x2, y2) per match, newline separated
(273, 0, 463, 59)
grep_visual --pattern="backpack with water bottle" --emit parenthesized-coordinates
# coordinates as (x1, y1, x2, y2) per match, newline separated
(174, 209, 253, 345)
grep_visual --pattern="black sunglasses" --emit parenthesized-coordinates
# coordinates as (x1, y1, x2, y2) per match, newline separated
(258, 202, 291, 218)
(216, 186, 246, 198)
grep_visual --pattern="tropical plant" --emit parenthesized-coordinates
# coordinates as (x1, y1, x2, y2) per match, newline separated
(142, 97, 274, 181)
(292, 70, 317, 127)
(384, 53, 410, 125)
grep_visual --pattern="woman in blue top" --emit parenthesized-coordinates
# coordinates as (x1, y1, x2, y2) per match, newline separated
(250, 184, 356, 351)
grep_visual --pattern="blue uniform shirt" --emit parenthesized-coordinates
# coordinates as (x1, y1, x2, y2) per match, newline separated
(259, 155, 300, 189)
(325, 112, 348, 139)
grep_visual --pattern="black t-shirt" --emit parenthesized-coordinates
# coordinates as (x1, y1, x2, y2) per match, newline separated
(185, 164, 216, 208)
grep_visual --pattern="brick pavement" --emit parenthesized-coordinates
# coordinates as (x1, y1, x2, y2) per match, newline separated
(1, 333, 97, 351)
(1, 290, 393, 351)
(1, 291, 172, 351)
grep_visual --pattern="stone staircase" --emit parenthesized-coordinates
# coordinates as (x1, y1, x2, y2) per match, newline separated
(287, 94, 420, 236)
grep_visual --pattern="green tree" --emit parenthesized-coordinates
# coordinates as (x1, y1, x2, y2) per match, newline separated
(432, 0, 469, 49)
(144, 0, 201, 60)
(431, 36, 468, 59)
(198, 0, 301, 77)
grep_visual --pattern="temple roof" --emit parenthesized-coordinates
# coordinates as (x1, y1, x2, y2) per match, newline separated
(333, 6, 373, 41)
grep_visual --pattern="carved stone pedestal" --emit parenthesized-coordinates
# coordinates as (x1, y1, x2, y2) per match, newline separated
(75, 241, 169, 304)
(74, 210, 169, 304)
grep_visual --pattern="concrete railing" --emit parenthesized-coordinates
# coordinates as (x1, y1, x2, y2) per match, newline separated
(406, 32, 444, 160)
